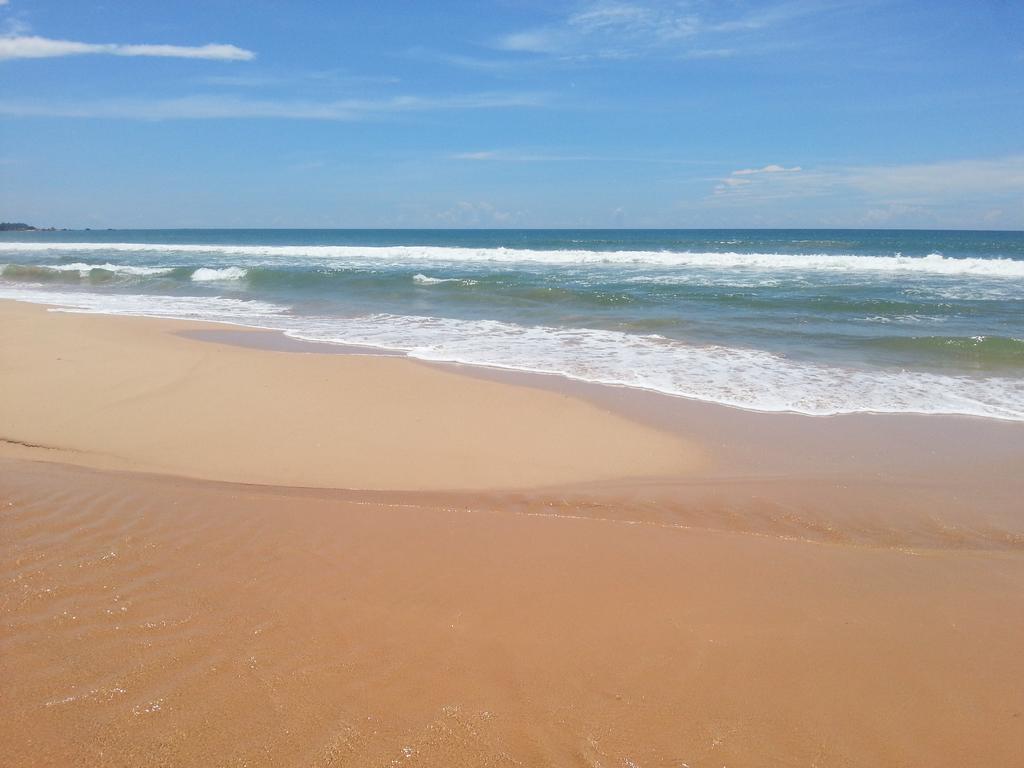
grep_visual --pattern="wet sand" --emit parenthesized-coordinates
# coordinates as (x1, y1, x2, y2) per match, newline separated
(3, 459, 1023, 767)
(2, 299, 1024, 766)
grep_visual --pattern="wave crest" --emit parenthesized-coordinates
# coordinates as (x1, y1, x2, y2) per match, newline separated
(412, 273, 478, 286)
(2, 262, 173, 279)
(191, 266, 248, 281)
(2, 242, 1023, 277)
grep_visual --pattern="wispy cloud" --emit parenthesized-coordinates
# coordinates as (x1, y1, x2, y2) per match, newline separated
(681, 48, 737, 60)
(448, 148, 595, 162)
(196, 74, 288, 88)
(0, 35, 254, 61)
(846, 156, 1024, 201)
(496, 2, 699, 56)
(451, 150, 502, 161)
(708, 155, 1024, 213)
(449, 148, 736, 166)
(405, 47, 536, 73)
(713, 163, 802, 194)
(732, 164, 802, 175)
(0, 92, 548, 120)
(198, 70, 400, 88)
(490, 0, 853, 61)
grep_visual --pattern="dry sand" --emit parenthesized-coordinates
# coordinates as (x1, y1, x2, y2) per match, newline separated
(0, 301, 701, 490)
(2, 299, 1023, 766)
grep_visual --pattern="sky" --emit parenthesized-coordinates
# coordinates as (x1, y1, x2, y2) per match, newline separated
(0, 0, 1022, 229)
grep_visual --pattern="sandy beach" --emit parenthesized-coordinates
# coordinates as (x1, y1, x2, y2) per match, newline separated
(2, 299, 1024, 766)
(0, 301, 702, 490)
(6, 0, 1023, 763)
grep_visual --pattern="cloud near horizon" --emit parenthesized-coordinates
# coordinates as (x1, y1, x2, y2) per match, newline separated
(708, 155, 1024, 221)
(0, 35, 254, 61)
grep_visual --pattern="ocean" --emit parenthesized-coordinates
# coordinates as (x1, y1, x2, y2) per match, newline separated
(1, 228, 1022, 420)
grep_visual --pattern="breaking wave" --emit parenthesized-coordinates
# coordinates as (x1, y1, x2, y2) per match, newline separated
(191, 266, 249, 281)
(2, 242, 1023, 277)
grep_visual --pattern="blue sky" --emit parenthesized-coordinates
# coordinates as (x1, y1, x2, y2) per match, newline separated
(1, 0, 1022, 229)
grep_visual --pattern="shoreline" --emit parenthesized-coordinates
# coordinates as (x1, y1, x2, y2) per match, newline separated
(2, 277, 1020, 423)
(3, 296, 1024, 548)
(10, 293, 1024, 431)
(184, 322, 1024, 549)
(182, 325, 1024, 424)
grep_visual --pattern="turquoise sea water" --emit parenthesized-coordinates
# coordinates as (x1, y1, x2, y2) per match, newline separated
(1, 229, 1022, 420)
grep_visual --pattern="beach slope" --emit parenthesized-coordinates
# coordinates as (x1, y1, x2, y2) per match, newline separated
(0, 301, 700, 490)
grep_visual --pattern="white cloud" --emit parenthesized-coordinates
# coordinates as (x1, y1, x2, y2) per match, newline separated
(682, 48, 736, 60)
(708, 155, 1024, 216)
(847, 156, 1024, 200)
(571, 4, 650, 32)
(570, 3, 699, 40)
(197, 74, 286, 87)
(0, 92, 548, 120)
(451, 151, 501, 160)
(498, 30, 561, 54)
(447, 148, 600, 163)
(492, 0, 850, 60)
(732, 164, 802, 175)
(495, 2, 699, 57)
(713, 163, 801, 194)
(0, 35, 254, 61)
(405, 47, 536, 73)
(197, 70, 400, 88)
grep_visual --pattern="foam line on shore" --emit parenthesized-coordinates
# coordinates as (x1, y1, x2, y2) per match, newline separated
(1, 288, 1022, 421)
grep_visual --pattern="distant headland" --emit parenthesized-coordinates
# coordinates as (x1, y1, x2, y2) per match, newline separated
(0, 223, 60, 232)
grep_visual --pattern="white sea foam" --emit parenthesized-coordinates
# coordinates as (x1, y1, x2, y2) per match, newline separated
(191, 266, 248, 281)
(2, 242, 1024, 277)
(904, 285, 1024, 302)
(3, 262, 174, 276)
(413, 273, 455, 285)
(624, 274, 785, 288)
(286, 314, 1024, 421)
(864, 314, 931, 324)
(3, 286, 1018, 421)
(412, 273, 478, 286)
(0, 286, 286, 321)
